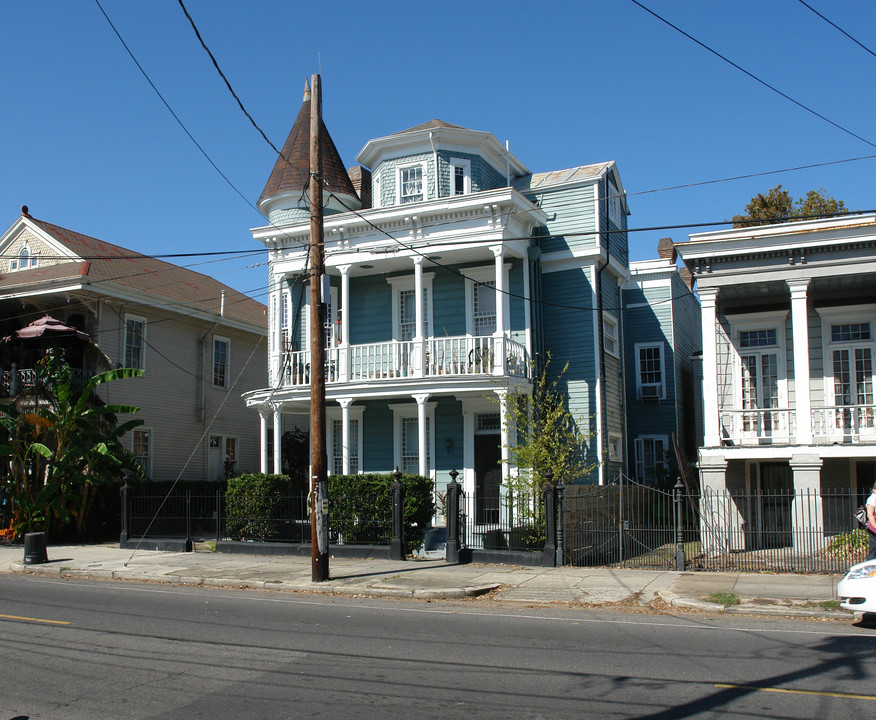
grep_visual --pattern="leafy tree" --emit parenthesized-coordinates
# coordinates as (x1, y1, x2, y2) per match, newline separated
(732, 185, 849, 228)
(502, 354, 596, 496)
(0, 353, 145, 539)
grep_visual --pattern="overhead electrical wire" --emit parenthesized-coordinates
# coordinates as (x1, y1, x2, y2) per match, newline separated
(629, 0, 876, 150)
(797, 0, 876, 60)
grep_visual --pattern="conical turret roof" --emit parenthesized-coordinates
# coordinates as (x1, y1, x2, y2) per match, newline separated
(258, 82, 358, 216)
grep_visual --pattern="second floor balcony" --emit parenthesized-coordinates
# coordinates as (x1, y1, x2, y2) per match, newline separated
(275, 334, 530, 388)
(719, 403, 876, 447)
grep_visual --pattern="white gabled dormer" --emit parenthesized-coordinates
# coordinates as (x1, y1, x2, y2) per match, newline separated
(356, 120, 529, 209)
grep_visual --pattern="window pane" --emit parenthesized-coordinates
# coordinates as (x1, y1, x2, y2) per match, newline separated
(213, 339, 228, 387)
(400, 166, 423, 204)
(125, 319, 145, 369)
(639, 346, 662, 385)
(473, 281, 496, 336)
(740, 329, 776, 348)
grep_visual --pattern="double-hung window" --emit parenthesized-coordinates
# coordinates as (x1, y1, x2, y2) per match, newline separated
(450, 158, 471, 196)
(392, 403, 435, 476)
(125, 315, 146, 370)
(213, 336, 230, 388)
(830, 320, 874, 431)
(133, 428, 152, 479)
(398, 163, 426, 204)
(739, 328, 779, 434)
(636, 343, 664, 399)
(603, 313, 619, 358)
(473, 281, 496, 337)
(635, 435, 667, 483)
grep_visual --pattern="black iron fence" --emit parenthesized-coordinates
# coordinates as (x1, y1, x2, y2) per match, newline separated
(563, 477, 866, 574)
(457, 490, 544, 552)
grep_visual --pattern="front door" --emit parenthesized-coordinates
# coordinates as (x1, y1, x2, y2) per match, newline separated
(475, 434, 501, 524)
(755, 462, 793, 549)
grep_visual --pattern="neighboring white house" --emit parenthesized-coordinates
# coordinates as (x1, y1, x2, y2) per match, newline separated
(0, 209, 268, 483)
(675, 214, 876, 549)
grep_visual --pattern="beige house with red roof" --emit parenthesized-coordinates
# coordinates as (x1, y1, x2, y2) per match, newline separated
(0, 208, 267, 483)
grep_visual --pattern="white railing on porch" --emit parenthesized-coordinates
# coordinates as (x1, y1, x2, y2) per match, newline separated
(718, 404, 876, 446)
(278, 335, 530, 387)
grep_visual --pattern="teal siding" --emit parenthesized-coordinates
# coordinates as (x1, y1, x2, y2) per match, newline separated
(435, 397, 464, 475)
(432, 267, 466, 337)
(349, 276, 392, 344)
(434, 150, 505, 196)
(361, 401, 394, 472)
(670, 274, 702, 457)
(528, 184, 598, 256)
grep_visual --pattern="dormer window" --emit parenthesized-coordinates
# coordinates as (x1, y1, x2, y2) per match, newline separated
(451, 158, 471, 196)
(9, 245, 39, 272)
(398, 162, 427, 204)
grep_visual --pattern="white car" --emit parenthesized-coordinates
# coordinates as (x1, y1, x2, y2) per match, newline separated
(838, 561, 876, 613)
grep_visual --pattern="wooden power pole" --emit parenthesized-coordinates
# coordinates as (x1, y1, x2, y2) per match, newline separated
(308, 73, 329, 581)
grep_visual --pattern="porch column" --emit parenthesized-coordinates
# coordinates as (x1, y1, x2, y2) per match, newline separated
(699, 287, 721, 447)
(414, 393, 430, 477)
(788, 279, 812, 445)
(413, 256, 425, 377)
(522, 250, 533, 363)
(790, 454, 824, 552)
(496, 389, 509, 485)
(272, 403, 283, 474)
(271, 274, 284, 386)
(338, 264, 351, 382)
(339, 397, 353, 475)
(492, 245, 506, 375)
(698, 454, 744, 553)
(259, 407, 269, 474)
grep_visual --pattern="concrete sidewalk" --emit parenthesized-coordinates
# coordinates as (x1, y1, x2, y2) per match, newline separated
(0, 542, 848, 617)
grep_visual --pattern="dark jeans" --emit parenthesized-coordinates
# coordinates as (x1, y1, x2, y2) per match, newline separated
(868, 529, 876, 561)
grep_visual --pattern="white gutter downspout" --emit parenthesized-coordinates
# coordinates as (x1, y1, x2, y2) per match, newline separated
(429, 132, 439, 199)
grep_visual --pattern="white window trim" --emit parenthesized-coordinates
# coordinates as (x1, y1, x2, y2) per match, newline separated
(603, 312, 619, 359)
(387, 273, 434, 341)
(608, 179, 624, 226)
(327, 406, 365, 475)
(817, 304, 876, 434)
(212, 335, 231, 389)
(9, 244, 39, 272)
(462, 264, 510, 337)
(635, 342, 666, 400)
(635, 434, 668, 482)
(132, 427, 153, 479)
(450, 157, 472, 196)
(607, 432, 622, 462)
(124, 313, 147, 370)
(396, 161, 429, 205)
(390, 402, 436, 476)
(373, 172, 382, 209)
(726, 311, 789, 414)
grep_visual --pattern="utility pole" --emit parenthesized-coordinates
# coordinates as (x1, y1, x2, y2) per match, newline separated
(309, 73, 329, 581)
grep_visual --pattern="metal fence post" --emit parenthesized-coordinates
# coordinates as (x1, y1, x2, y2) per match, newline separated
(445, 469, 460, 564)
(390, 468, 406, 561)
(542, 469, 556, 567)
(119, 481, 130, 549)
(674, 478, 685, 572)
(185, 490, 193, 552)
(215, 489, 222, 544)
(556, 478, 565, 567)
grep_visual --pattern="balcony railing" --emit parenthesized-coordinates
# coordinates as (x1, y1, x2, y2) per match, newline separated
(0, 366, 92, 398)
(719, 403, 876, 446)
(276, 335, 530, 388)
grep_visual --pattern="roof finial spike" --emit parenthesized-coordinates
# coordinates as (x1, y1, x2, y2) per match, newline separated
(303, 79, 311, 102)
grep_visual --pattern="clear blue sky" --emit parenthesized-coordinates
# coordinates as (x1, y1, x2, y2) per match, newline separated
(4, 1, 875, 303)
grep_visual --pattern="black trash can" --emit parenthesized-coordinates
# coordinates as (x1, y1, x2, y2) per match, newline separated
(23, 532, 49, 565)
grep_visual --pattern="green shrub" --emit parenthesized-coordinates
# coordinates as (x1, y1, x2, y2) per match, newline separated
(328, 473, 434, 552)
(826, 528, 868, 562)
(225, 474, 292, 540)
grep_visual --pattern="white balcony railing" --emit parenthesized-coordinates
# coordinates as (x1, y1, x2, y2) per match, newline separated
(718, 404, 876, 446)
(278, 335, 530, 388)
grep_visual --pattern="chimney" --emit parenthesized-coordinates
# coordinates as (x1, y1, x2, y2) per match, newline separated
(347, 166, 372, 209)
(657, 237, 676, 262)
(679, 267, 694, 290)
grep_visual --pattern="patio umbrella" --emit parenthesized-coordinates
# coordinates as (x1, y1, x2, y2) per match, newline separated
(3, 315, 90, 343)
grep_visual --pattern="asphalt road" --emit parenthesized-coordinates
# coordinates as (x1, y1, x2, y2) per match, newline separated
(2, 574, 875, 720)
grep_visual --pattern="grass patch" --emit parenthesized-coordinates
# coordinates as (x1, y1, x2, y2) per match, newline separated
(707, 591, 740, 606)
(819, 600, 842, 611)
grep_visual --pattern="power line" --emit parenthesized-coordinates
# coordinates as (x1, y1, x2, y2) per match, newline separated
(630, 0, 876, 150)
(797, 0, 876, 60)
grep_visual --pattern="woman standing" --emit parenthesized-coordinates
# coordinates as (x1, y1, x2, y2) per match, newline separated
(867, 482, 876, 561)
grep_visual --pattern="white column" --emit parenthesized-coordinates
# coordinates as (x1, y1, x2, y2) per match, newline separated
(698, 454, 742, 552)
(790, 455, 824, 551)
(339, 397, 353, 475)
(413, 256, 425, 377)
(496, 389, 509, 485)
(339, 264, 351, 382)
(272, 404, 283, 474)
(699, 287, 721, 447)
(788, 279, 812, 445)
(522, 250, 532, 363)
(271, 275, 284, 386)
(259, 408, 268, 474)
(492, 246, 506, 375)
(414, 393, 430, 477)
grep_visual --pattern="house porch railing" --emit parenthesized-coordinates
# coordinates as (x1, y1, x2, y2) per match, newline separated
(277, 334, 530, 387)
(0, 366, 92, 398)
(719, 403, 876, 446)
